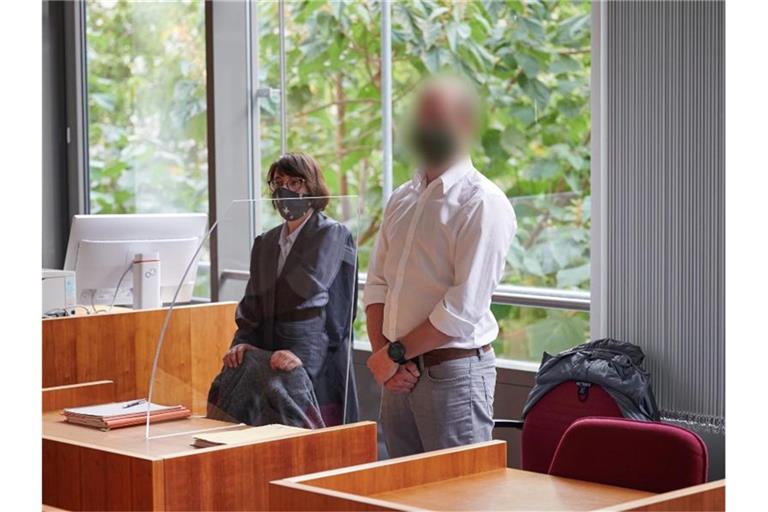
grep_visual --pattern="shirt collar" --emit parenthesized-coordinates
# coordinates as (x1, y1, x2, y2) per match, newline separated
(280, 210, 312, 246)
(412, 156, 474, 194)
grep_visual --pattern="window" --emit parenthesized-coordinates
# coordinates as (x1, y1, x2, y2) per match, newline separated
(78, 0, 592, 362)
(254, 0, 592, 363)
(84, 0, 210, 297)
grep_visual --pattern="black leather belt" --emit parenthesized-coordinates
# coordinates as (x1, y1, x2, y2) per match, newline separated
(274, 307, 322, 322)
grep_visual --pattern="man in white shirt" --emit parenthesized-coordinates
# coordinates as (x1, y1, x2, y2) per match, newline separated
(364, 77, 517, 456)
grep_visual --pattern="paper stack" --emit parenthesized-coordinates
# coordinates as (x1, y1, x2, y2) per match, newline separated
(192, 424, 307, 448)
(62, 400, 191, 430)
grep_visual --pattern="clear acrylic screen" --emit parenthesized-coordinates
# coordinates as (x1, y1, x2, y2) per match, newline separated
(145, 196, 361, 439)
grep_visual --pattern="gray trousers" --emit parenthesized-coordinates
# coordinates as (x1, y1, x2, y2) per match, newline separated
(380, 347, 497, 458)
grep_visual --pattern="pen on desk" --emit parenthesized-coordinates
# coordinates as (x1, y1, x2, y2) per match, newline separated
(123, 399, 146, 409)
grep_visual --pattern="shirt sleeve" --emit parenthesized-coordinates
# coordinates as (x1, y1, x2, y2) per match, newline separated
(428, 193, 517, 340)
(363, 195, 395, 307)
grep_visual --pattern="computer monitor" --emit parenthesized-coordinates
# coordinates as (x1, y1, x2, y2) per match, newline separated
(63, 213, 208, 306)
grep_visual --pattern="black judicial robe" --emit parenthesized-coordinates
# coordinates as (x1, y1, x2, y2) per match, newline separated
(230, 210, 359, 426)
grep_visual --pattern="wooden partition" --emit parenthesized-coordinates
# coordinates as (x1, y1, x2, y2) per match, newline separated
(269, 441, 655, 511)
(43, 415, 377, 511)
(42, 380, 116, 412)
(42, 302, 238, 414)
(598, 480, 725, 512)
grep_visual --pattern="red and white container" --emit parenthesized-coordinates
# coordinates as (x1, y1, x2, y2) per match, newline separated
(132, 252, 161, 309)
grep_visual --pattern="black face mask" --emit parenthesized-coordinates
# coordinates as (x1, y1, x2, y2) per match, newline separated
(410, 124, 459, 167)
(272, 187, 312, 221)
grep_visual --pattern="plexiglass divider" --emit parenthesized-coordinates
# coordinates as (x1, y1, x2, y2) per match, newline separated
(145, 196, 361, 439)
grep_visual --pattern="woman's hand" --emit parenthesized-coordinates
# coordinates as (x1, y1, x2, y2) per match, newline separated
(270, 350, 303, 372)
(223, 343, 256, 368)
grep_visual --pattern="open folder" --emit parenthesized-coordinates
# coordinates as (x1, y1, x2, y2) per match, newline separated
(62, 400, 191, 430)
(192, 424, 307, 448)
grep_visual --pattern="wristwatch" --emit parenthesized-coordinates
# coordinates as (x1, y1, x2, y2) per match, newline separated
(387, 341, 408, 365)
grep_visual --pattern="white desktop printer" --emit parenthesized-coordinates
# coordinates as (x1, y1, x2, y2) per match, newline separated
(42, 269, 76, 315)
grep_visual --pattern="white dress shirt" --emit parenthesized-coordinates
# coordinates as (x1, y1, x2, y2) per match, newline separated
(364, 157, 517, 350)
(276, 211, 312, 275)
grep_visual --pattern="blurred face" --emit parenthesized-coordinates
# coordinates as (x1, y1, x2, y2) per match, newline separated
(416, 88, 468, 138)
(409, 83, 475, 170)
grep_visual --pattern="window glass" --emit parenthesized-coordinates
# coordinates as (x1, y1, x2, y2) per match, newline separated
(491, 303, 589, 362)
(390, 0, 592, 293)
(85, 0, 209, 298)
(256, 0, 381, 266)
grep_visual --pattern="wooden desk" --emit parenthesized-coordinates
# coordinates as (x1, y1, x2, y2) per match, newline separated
(43, 413, 377, 511)
(42, 301, 238, 415)
(270, 441, 656, 511)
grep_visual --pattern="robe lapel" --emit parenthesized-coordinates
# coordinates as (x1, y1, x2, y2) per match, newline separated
(257, 227, 281, 349)
(278, 211, 320, 279)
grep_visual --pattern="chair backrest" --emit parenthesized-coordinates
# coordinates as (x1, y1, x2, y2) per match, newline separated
(522, 381, 622, 473)
(548, 417, 709, 493)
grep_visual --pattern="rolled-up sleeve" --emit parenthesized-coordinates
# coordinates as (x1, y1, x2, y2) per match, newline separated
(428, 193, 517, 339)
(363, 202, 392, 307)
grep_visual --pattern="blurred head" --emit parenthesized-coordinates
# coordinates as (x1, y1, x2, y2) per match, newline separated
(408, 75, 481, 170)
(267, 152, 330, 212)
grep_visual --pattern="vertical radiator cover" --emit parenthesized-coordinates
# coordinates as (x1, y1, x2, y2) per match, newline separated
(604, 0, 724, 431)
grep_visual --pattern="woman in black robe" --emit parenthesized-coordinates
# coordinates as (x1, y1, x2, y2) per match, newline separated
(217, 153, 359, 427)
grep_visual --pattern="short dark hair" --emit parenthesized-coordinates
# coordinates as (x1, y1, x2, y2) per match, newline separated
(267, 152, 330, 211)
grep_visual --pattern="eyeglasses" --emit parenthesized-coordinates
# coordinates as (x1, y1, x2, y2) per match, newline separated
(267, 176, 306, 192)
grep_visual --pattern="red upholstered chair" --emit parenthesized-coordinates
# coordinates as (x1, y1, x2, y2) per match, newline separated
(519, 381, 623, 473)
(548, 417, 709, 493)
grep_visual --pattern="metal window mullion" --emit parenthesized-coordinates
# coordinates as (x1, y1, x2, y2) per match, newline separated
(63, 0, 90, 216)
(381, 0, 393, 204)
(219, 269, 590, 311)
(245, 1, 262, 239)
(278, 0, 287, 155)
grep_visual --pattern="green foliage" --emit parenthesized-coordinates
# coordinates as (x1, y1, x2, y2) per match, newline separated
(86, 0, 592, 361)
(86, 0, 208, 215)
(254, 0, 591, 295)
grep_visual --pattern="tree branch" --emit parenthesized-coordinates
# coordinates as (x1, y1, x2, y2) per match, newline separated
(296, 98, 377, 118)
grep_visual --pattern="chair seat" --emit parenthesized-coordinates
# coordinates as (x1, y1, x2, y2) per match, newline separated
(548, 417, 708, 493)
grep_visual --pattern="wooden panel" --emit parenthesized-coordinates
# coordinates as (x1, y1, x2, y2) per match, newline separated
(269, 442, 654, 512)
(73, 311, 136, 400)
(134, 307, 193, 409)
(42, 302, 237, 414)
(43, 438, 165, 511)
(43, 380, 116, 412)
(42, 317, 78, 386)
(190, 304, 234, 414)
(604, 480, 725, 512)
(43, 439, 82, 510)
(371, 468, 651, 511)
(269, 483, 402, 512)
(295, 441, 506, 495)
(163, 422, 378, 511)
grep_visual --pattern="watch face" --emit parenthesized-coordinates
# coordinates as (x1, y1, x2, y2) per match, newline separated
(388, 342, 405, 362)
